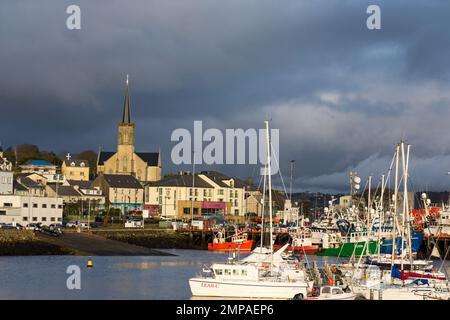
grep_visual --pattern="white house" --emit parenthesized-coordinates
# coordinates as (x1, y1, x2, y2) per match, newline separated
(0, 194, 63, 226)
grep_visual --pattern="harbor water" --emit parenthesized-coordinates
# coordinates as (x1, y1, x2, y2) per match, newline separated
(0, 250, 449, 299)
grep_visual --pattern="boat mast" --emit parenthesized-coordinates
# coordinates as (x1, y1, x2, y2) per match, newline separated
(264, 120, 274, 259)
(378, 174, 385, 256)
(260, 161, 267, 250)
(405, 144, 413, 267)
(400, 141, 406, 276)
(390, 143, 400, 280)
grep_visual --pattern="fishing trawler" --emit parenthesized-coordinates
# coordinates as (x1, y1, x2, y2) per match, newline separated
(208, 228, 254, 252)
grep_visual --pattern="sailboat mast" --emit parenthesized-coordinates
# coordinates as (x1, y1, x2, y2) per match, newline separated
(264, 120, 274, 257)
(391, 144, 400, 277)
(260, 162, 267, 250)
(405, 144, 413, 267)
(400, 141, 406, 274)
(379, 174, 385, 256)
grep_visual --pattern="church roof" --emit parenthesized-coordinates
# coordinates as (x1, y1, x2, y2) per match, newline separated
(97, 151, 115, 165)
(136, 152, 159, 166)
(97, 151, 159, 167)
(102, 174, 143, 189)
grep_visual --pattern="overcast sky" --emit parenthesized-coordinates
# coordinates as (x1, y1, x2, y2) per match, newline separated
(1, 0, 450, 193)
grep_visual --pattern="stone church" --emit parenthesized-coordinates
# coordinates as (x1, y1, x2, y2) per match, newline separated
(96, 76, 161, 183)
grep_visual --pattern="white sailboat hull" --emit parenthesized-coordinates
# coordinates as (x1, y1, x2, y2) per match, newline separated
(355, 286, 450, 300)
(189, 278, 308, 299)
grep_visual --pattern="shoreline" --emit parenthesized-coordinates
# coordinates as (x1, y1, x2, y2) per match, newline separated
(0, 229, 178, 256)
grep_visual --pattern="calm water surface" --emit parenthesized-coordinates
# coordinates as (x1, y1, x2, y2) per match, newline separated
(0, 250, 448, 299)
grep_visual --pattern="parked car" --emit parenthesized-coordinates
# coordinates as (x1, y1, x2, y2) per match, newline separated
(125, 219, 143, 228)
(64, 221, 78, 228)
(40, 225, 62, 237)
(25, 223, 42, 231)
(49, 223, 62, 230)
(0, 224, 19, 230)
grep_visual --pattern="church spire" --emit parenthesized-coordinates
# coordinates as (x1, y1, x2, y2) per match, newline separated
(122, 74, 131, 123)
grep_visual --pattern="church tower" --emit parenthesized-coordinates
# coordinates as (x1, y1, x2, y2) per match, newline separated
(97, 75, 161, 182)
(117, 75, 135, 174)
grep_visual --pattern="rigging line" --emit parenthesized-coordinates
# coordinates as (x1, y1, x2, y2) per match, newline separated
(355, 178, 369, 209)
(269, 141, 289, 199)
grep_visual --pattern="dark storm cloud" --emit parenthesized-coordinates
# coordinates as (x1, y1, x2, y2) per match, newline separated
(1, 0, 450, 192)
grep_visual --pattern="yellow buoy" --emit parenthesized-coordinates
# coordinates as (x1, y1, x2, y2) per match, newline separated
(86, 258, 93, 268)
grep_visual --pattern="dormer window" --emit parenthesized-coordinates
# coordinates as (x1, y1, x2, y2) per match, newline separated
(80, 162, 85, 167)
(70, 162, 75, 166)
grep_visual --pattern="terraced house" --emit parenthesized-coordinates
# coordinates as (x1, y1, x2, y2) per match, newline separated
(92, 174, 144, 213)
(144, 171, 255, 223)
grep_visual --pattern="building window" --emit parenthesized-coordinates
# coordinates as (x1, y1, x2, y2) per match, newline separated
(51, 204, 56, 209)
(234, 209, 239, 215)
(23, 203, 28, 208)
(183, 208, 190, 215)
(58, 205, 63, 209)
(32, 217, 37, 221)
(0, 210, 6, 215)
(23, 217, 28, 221)
(51, 217, 55, 222)
(58, 218, 62, 222)
(3, 203, 12, 207)
(42, 217, 47, 221)
(218, 189, 224, 196)
(42, 204, 47, 208)
(33, 204, 38, 208)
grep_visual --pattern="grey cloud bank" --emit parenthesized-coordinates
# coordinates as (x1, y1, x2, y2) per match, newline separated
(1, 0, 450, 192)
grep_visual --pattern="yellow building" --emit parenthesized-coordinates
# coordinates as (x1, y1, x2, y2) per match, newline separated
(97, 76, 161, 183)
(61, 159, 89, 181)
(145, 171, 249, 223)
(92, 174, 144, 213)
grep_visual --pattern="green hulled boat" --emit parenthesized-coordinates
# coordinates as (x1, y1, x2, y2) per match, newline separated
(317, 240, 379, 257)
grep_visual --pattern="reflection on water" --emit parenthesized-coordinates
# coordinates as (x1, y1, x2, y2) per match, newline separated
(116, 261, 197, 269)
(0, 250, 448, 300)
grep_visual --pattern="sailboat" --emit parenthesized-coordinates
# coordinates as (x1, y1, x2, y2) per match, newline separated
(189, 121, 311, 299)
